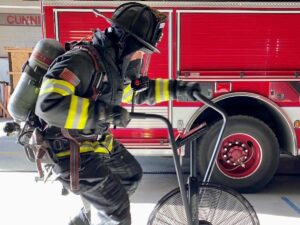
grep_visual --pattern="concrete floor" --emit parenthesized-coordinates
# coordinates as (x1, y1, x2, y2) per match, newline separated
(0, 171, 299, 225)
(0, 122, 299, 224)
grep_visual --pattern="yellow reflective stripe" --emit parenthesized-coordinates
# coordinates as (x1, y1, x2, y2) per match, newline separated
(39, 79, 75, 96)
(108, 138, 113, 151)
(65, 95, 78, 128)
(122, 84, 134, 103)
(103, 134, 113, 151)
(45, 79, 75, 92)
(55, 138, 113, 157)
(78, 98, 89, 129)
(94, 146, 110, 153)
(81, 141, 98, 148)
(163, 79, 170, 100)
(155, 79, 170, 103)
(123, 84, 131, 95)
(80, 146, 95, 153)
(81, 141, 108, 153)
(55, 146, 94, 157)
(39, 87, 70, 96)
(65, 96, 90, 129)
(55, 151, 71, 157)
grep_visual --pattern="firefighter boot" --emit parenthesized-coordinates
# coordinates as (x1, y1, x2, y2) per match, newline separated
(68, 208, 91, 225)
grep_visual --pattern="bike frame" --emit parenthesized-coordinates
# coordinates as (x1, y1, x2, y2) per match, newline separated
(130, 92, 228, 225)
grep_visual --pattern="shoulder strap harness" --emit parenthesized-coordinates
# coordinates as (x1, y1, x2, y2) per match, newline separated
(63, 41, 107, 191)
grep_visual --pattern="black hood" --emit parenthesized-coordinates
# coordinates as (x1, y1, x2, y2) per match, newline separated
(92, 28, 143, 82)
(92, 29, 114, 55)
(92, 29, 123, 70)
(94, 26, 144, 60)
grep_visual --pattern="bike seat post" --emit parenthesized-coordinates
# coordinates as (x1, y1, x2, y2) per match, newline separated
(188, 140, 199, 224)
(190, 140, 198, 178)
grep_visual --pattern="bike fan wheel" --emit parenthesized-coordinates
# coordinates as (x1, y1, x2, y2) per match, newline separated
(148, 183, 259, 225)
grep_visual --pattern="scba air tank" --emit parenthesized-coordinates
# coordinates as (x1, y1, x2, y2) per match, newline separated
(8, 39, 65, 122)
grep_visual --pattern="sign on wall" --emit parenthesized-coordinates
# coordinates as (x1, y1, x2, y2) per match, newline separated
(0, 13, 41, 26)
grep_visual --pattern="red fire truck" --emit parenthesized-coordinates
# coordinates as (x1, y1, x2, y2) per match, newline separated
(41, 0, 300, 191)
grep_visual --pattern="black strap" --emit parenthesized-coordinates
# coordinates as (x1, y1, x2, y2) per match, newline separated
(22, 61, 46, 85)
(72, 44, 101, 72)
(70, 44, 106, 100)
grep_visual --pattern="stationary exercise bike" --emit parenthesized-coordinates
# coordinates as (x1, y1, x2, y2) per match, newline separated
(129, 92, 260, 225)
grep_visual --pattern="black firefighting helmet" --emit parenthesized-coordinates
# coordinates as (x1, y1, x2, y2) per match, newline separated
(111, 2, 167, 54)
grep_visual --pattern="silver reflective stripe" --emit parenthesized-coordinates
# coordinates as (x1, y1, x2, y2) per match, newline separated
(40, 83, 74, 95)
(72, 97, 84, 128)
(158, 79, 165, 101)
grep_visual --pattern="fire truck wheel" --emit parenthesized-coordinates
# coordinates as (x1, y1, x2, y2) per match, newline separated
(197, 115, 280, 192)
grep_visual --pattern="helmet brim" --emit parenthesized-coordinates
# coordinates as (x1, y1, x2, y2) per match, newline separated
(93, 9, 160, 53)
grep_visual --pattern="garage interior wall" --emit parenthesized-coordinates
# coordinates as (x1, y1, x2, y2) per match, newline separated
(0, 0, 41, 82)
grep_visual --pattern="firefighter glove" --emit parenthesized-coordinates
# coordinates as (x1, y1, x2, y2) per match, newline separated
(98, 103, 130, 127)
(175, 81, 202, 102)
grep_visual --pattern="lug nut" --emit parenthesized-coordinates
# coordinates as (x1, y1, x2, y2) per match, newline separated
(223, 155, 227, 158)
(226, 160, 231, 164)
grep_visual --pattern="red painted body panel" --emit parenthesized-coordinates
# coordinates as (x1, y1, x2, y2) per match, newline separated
(57, 11, 111, 43)
(43, 7, 55, 38)
(296, 129, 300, 148)
(269, 82, 300, 102)
(180, 13, 300, 71)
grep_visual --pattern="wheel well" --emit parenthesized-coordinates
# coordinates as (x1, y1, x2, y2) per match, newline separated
(189, 94, 296, 156)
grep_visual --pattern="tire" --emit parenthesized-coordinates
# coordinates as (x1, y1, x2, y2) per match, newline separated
(197, 115, 280, 192)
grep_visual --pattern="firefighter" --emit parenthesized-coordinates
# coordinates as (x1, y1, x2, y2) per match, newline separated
(34, 2, 203, 225)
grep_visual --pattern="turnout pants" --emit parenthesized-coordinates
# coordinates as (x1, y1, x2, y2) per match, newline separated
(53, 139, 143, 225)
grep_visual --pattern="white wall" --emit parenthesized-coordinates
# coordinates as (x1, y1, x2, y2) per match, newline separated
(0, 0, 42, 57)
(0, 0, 41, 83)
(0, 58, 9, 83)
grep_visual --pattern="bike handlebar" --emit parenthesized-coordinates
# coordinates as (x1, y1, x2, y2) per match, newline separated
(129, 91, 228, 183)
(192, 91, 226, 118)
(130, 92, 227, 122)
